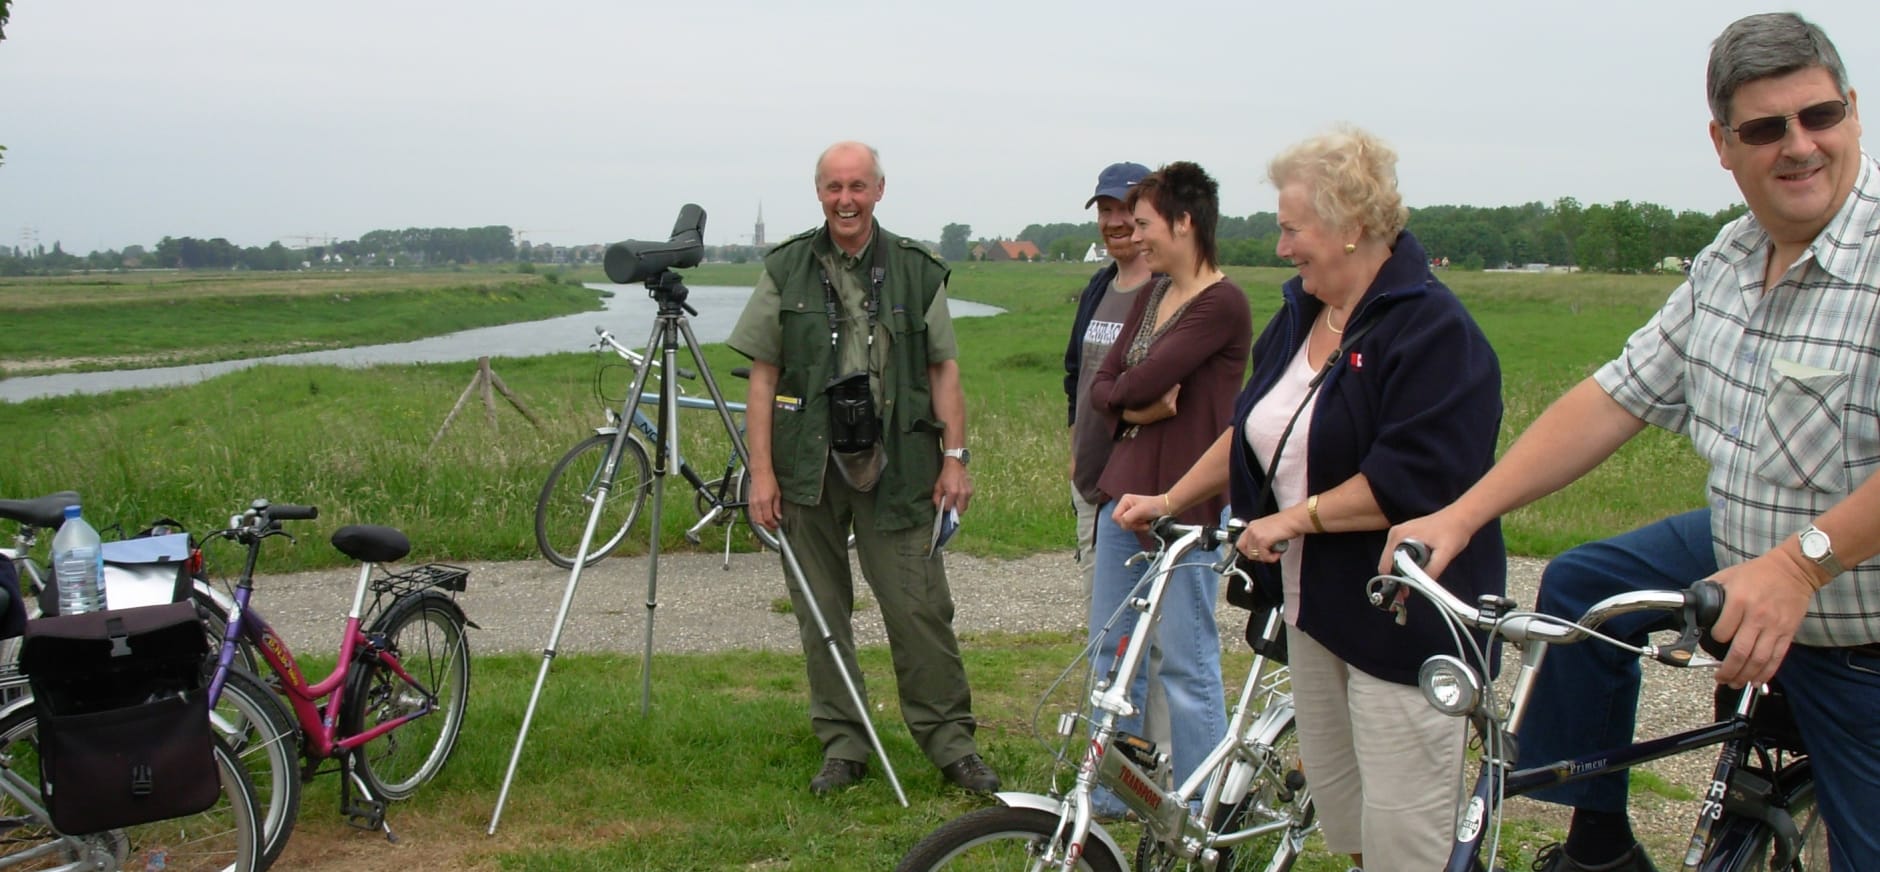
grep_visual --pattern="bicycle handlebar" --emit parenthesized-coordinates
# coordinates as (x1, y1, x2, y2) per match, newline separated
(593, 326, 696, 380)
(1375, 540, 1726, 664)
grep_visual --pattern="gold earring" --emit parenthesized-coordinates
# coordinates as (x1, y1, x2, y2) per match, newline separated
(1344, 243, 1357, 254)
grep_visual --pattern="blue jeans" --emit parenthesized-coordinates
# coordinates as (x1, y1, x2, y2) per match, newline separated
(1517, 508, 1880, 870)
(1089, 503, 1226, 796)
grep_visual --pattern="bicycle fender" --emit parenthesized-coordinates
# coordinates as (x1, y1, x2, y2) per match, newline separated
(990, 791, 1127, 866)
(381, 588, 480, 632)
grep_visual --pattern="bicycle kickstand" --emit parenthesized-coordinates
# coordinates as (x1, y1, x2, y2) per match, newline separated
(340, 753, 399, 844)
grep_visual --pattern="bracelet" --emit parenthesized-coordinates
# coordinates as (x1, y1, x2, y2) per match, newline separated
(1162, 493, 1173, 515)
(1307, 494, 1327, 534)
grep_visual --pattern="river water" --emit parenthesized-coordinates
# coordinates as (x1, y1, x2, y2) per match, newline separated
(0, 284, 1004, 403)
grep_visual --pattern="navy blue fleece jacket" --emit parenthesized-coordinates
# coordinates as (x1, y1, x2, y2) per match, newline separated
(1228, 231, 1505, 685)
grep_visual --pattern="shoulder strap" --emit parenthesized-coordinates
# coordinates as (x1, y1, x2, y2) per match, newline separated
(1250, 316, 1382, 517)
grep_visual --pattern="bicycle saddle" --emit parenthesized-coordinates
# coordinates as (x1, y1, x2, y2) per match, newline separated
(0, 492, 81, 529)
(331, 525, 412, 564)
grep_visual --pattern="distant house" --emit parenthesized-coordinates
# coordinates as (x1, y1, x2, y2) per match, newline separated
(981, 240, 1041, 262)
(1082, 243, 1105, 263)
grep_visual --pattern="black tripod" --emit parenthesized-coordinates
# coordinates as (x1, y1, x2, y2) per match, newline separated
(489, 271, 906, 833)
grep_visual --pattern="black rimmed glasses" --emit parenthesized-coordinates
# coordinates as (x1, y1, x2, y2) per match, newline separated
(1725, 99, 1850, 146)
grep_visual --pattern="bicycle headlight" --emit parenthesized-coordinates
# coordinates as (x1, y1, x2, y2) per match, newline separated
(1418, 655, 1481, 717)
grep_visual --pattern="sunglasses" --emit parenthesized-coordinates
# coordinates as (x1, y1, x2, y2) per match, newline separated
(1726, 99, 1849, 146)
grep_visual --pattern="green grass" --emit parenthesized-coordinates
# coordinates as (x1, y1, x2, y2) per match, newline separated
(266, 638, 1582, 870)
(0, 262, 1706, 571)
(2, 262, 1730, 868)
(0, 272, 596, 375)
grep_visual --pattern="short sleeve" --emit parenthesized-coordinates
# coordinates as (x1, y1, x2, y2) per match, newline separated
(1592, 280, 1695, 434)
(923, 278, 958, 362)
(726, 269, 784, 364)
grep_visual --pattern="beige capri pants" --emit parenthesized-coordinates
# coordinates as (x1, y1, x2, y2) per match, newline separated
(1285, 625, 1467, 871)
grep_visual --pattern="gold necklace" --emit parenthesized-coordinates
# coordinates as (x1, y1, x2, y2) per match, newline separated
(1323, 307, 1345, 335)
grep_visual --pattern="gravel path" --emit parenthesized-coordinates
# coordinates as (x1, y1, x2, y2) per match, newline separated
(261, 548, 1714, 860)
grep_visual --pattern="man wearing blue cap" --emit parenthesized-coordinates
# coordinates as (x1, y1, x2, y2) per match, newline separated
(1064, 162, 1171, 758)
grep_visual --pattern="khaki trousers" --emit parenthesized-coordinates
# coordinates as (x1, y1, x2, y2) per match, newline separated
(1285, 625, 1465, 871)
(779, 462, 979, 769)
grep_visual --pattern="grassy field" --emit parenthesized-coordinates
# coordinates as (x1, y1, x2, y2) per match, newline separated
(271, 640, 1579, 872)
(0, 269, 597, 376)
(1, 262, 1711, 869)
(0, 261, 1705, 570)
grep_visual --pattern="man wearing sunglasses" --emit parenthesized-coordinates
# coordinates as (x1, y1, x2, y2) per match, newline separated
(1384, 12, 1877, 872)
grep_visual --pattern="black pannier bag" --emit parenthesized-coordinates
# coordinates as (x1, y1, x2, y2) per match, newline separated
(19, 601, 218, 834)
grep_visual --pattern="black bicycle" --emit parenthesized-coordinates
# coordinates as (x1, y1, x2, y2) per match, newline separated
(1374, 542, 1824, 870)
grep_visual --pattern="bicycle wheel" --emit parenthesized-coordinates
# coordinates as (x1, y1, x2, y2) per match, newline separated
(341, 592, 470, 801)
(0, 703, 262, 872)
(211, 667, 302, 869)
(729, 465, 783, 551)
(534, 433, 652, 569)
(730, 465, 856, 553)
(1139, 705, 1312, 872)
(895, 806, 1123, 872)
(1737, 778, 1828, 871)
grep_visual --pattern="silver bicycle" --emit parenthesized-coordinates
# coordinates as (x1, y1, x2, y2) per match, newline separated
(897, 518, 1315, 872)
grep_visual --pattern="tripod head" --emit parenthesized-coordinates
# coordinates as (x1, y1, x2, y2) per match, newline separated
(646, 270, 697, 316)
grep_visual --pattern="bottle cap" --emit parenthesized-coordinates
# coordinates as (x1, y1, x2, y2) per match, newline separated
(63, 505, 80, 519)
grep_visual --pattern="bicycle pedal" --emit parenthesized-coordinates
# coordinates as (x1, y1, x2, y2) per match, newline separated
(343, 797, 388, 831)
(683, 530, 703, 545)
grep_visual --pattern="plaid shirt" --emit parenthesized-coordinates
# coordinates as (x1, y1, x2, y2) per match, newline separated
(1595, 151, 1880, 647)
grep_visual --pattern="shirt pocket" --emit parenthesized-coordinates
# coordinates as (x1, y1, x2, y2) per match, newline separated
(1751, 359, 1849, 494)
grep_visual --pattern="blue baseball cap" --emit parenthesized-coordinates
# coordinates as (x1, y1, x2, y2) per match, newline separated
(1085, 162, 1151, 208)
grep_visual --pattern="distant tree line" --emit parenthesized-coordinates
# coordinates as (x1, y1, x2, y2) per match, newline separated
(1002, 198, 1751, 273)
(1, 198, 1759, 278)
(0, 225, 520, 275)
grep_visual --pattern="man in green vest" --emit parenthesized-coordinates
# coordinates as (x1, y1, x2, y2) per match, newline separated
(727, 140, 999, 796)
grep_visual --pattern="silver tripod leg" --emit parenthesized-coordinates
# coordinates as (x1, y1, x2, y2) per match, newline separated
(773, 528, 909, 808)
(488, 315, 672, 835)
(487, 431, 623, 833)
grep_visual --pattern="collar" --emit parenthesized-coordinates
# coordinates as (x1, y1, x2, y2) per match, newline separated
(1282, 230, 1434, 326)
(812, 221, 879, 270)
(1714, 151, 1880, 286)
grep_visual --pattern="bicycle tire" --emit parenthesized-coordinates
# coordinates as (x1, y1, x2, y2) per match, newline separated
(1729, 776, 1827, 871)
(0, 702, 263, 872)
(729, 466, 857, 553)
(340, 591, 470, 801)
(534, 433, 652, 569)
(212, 667, 302, 870)
(1136, 707, 1312, 872)
(728, 465, 783, 551)
(895, 806, 1124, 872)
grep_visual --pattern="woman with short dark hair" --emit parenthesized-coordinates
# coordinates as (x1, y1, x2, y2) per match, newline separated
(1086, 161, 1251, 816)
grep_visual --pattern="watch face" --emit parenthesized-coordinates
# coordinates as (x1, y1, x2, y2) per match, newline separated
(1801, 528, 1830, 560)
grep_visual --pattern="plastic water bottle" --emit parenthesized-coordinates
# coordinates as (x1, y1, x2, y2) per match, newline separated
(51, 504, 107, 615)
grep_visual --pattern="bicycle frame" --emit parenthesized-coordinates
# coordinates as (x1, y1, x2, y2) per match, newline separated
(1011, 520, 1312, 870)
(207, 566, 435, 761)
(1376, 548, 1817, 872)
(204, 527, 440, 765)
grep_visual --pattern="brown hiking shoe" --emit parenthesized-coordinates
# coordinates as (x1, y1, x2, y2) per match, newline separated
(939, 753, 1001, 793)
(809, 758, 866, 795)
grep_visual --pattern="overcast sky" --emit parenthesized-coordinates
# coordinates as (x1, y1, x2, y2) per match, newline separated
(4, 1, 1879, 254)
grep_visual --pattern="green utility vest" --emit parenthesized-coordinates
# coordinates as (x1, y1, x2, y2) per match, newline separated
(763, 225, 951, 532)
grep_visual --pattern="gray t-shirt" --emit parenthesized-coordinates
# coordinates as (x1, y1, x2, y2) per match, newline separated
(1071, 275, 1149, 502)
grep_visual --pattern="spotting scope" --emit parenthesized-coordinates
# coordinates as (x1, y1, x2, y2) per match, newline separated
(604, 204, 707, 284)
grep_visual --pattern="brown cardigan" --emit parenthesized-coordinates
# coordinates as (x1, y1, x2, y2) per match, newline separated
(1089, 277, 1252, 525)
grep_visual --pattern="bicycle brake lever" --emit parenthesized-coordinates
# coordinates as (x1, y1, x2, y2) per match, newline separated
(1653, 617, 1706, 667)
(1125, 551, 1154, 568)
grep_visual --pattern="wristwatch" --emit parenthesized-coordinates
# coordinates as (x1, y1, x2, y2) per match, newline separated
(1799, 524, 1845, 577)
(943, 447, 971, 466)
